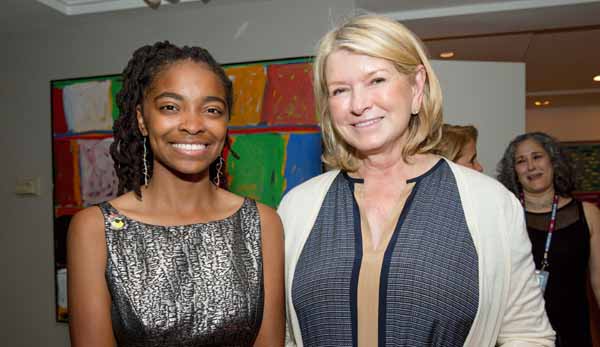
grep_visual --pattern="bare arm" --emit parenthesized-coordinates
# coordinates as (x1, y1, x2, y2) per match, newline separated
(583, 201, 600, 307)
(253, 203, 285, 347)
(67, 207, 116, 347)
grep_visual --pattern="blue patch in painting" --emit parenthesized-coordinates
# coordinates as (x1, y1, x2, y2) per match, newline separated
(284, 133, 322, 194)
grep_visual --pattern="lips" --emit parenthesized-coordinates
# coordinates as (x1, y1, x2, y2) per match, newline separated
(353, 117, 383, 128)
(526, 172, 543, 181)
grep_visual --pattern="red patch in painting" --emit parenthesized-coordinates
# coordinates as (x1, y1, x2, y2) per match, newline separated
(262, 63, 317, 125)
(53, 140, 76, 207)
(52, 88, 68, 134)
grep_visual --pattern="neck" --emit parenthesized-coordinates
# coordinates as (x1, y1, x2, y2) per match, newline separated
(523, 187, 556, 211)
(356, 152, 436, 183)
(142, 164, 217, 213)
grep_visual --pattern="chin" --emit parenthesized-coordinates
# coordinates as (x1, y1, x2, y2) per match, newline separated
(163, 162, 210, 179)
(347, 139, 385, 154)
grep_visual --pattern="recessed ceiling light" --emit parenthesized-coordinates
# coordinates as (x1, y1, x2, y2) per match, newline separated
(593, 75, 600, 82)
(439, 51, 455, 59)
(534, 100, 551, 107)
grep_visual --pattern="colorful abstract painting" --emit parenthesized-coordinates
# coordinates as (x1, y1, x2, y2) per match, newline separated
(51, 57, 322, 321)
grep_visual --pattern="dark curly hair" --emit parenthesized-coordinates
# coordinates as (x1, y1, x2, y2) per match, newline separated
(496, 132, 575, 198)
(110, 41, 233, 198)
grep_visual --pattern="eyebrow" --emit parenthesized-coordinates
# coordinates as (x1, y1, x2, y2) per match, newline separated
(203, 95, 227, 106)
(517, 151, 544, 157)
(153, 93, 226, 106)
(154, 92, 184, 101)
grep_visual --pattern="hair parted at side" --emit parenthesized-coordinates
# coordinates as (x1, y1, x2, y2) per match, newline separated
(432, 124, 478, 162)
(110, 40, 233, 198)
(313, 14, 443, 171)
(496, 132, 575, 197)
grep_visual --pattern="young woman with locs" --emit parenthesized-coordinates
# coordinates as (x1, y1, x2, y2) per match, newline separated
(67, 41, 284, 346)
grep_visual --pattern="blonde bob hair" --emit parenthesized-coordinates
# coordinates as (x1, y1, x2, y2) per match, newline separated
(433, 124, 479, 162)
(313, 14, 443, 171)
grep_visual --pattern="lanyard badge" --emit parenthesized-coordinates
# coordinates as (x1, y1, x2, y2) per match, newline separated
(535, 269, 550, 292)
(521, 193, 559, 293)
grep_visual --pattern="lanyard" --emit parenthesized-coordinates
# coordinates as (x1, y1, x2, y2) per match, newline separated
(520, 193, 559, 271)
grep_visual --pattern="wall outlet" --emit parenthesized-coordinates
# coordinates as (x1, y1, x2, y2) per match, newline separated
(15, 177, 41, 196)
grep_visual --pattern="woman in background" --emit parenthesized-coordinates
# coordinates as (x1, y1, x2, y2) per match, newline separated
(278, 14, 554, 346)
(498, 132, 600, 347)
(433, 123, 483, 172)
(67, 41, 284, 346)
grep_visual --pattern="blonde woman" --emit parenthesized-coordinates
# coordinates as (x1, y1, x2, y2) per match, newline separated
(434, 123, 483, 172)
(278, 15, 554, 346)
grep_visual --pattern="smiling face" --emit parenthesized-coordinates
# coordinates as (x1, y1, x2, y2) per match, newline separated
(455, 139, 483, 172)
(136, 60, 228, 178)
(514, 138, 554, 194)
(325, 50, 425, 158)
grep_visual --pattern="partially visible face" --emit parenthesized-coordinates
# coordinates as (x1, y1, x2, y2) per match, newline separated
(455, 139, 483, 172)
(325, 49, 425, 157)
(514, 139, 554, 194)
(137, 60, 228, 177)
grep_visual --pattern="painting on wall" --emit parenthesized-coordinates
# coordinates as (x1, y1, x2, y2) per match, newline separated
(51, 57, 322, 322)
(561, 141, 600, 207)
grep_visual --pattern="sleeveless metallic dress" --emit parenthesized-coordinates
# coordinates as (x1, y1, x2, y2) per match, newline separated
(99, 198, 264, 346)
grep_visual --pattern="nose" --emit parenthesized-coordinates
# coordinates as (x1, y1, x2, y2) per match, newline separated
(350, 86, 371, 116)
(179, 111, 206, 135)
(526, 158, 535, 171)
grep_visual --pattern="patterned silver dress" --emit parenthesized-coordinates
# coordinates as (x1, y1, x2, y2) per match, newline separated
(100, 198, 263, 346)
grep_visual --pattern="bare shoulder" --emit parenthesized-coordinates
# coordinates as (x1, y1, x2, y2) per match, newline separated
(255, 202, 283, 239)
(583, 201, 600, 234)
(583, 201, 600, 215)
(69, 205, 105, 238)
(256, 201, 282, 224)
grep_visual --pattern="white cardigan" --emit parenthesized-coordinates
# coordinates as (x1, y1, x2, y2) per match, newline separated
(277, 160, 555, 347)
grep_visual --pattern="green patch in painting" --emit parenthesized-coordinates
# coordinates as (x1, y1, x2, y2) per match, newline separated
(111, 79, 123, 120)
(228, 133, 286, 208)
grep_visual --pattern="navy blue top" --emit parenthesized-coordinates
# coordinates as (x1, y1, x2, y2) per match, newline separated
(292, 160, 479, 347)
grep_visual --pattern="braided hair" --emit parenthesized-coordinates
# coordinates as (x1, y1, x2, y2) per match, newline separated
(110, 41, 233, 198)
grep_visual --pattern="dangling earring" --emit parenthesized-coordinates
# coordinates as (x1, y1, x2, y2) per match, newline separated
(143, 137, 149, 187)
(213, 156, 224, 187)
(411, 111, 419, 117)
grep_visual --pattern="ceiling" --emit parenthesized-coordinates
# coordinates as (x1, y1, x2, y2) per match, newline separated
(358, 0, 600, 108)
(3, 0, 600, 108)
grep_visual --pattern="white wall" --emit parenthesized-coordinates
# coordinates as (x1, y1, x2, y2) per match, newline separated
(527, 105, 600, 141)
(0, 1, 355, 346)
(0, 3, 525, 345)
(434, 60, 526, 175)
